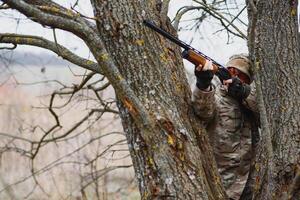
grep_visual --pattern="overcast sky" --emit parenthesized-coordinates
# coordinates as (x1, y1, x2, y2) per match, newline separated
(0, 0, 299, 68)
(0, 1, 249, 63)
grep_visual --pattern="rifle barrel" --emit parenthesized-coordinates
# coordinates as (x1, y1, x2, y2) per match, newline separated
(143, 20, 189, 50)
(143, 20, 225, 69)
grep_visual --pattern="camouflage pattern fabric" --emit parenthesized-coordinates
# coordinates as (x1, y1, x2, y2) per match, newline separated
(192, 78, 258, 200)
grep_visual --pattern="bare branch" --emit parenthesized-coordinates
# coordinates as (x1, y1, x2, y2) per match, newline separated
(46, 72, 98, 109)
(247, 0, 258, 54)
(82, 164, 132, 190)
(0, 176, 16, 200)
(186, 0, 247, 39)
(17, 79, 68, 88)
(34, 108, 118, 145)
(0, 131, 125, 194)
(86, 139, 127, 166)
(223, 5, 247, 31)
(172, 6, 204, 31)
(2, 0, 95, 38)
(0, 2, 9, 9)
(0, 43, 17, 50)
(160, 0, 171, 24)
(0, 132, 34, 143)
(71, 0, 80, 9)
(31, 91, 62, 159)
(0, 33, 101, 73)
(0, 146, 32, 157)
(70, 7, 97, 21)
(6, 0, 152, 127)
(20, 0, 86, 21)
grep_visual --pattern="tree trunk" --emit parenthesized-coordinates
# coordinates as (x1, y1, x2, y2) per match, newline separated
(247, 0, 300, 199)
(90, 0, 226, 199)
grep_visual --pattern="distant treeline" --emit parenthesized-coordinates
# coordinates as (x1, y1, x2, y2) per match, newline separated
(0, 50, 70, 66)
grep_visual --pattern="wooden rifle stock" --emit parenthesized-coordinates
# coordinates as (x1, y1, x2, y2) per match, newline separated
(182, 50, 219, 73)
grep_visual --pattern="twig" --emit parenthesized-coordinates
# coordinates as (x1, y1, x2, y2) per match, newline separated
(172, 6, 204, 31)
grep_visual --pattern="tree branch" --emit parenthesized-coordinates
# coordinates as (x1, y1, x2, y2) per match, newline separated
(21, 0, 86, 21)
(6, 0, 152, 128)
(0, 43, 17, 50)
(223, 6, 247, 31)
(172, 6, 204, 31)
(0, 2, 9, 9)
(193, 0, 247, 39)
(0, 132, 34, 143)
(2, 0, 93, 37)
(160, 0, 171, 24)
(0, 131, 125, 194)
(0, 33, 101, 73)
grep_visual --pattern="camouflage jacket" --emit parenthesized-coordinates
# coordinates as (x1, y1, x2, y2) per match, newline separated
(192, 78, 259, 200)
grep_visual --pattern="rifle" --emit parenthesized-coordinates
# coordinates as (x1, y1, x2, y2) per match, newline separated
(143, 20, 231, 82)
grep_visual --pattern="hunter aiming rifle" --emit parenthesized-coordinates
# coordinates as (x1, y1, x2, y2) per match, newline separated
(143, 20, 232, 82)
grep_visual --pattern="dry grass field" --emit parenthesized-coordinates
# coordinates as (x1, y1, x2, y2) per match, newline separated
(0, 64, 139, 200)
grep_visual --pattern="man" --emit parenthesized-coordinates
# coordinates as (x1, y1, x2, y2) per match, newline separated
(192, 54, 259, 199)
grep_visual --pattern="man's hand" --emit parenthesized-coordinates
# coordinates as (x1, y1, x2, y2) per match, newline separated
(224, 77, 251, 100)
(195, 60, 214, 90)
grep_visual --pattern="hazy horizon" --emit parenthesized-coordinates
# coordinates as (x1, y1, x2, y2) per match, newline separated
(0, 50, 75, 66)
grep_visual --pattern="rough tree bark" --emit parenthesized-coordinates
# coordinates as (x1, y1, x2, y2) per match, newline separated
(247, 0, 300, 199)
(90, 1, 226, 199)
